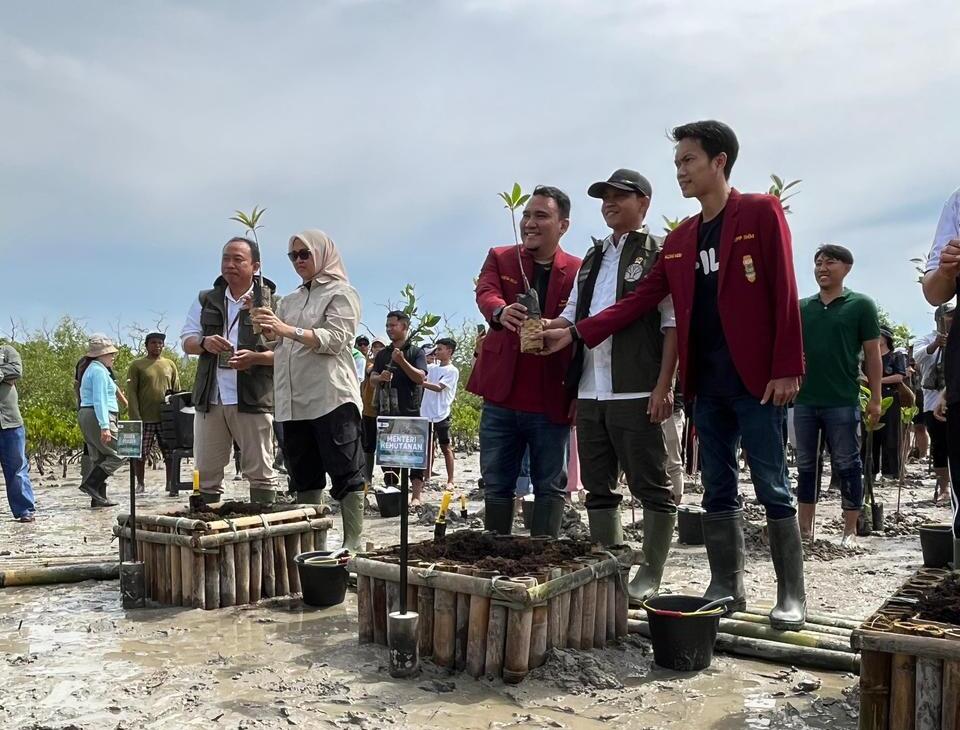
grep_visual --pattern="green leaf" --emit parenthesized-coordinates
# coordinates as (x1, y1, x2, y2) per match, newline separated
(516, 194, 530, 207)
(782, 180, 801, 191)
(511, 182, 522, 202)
(771, 174, 783, 189)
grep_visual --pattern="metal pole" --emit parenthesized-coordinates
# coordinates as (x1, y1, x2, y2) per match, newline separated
(129, 461, 137, 562)
(400, 468, 408, 615)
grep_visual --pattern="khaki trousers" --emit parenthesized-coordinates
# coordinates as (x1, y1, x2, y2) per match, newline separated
(194, 405, 276, 494)
(661, 409, 686, 502)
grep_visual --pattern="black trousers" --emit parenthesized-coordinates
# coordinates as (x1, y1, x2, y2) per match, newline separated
(864, 393, 901, 477)
(947, 407, 960, 539)
(926, 411, 949, 469)
(576, 398, 674, 513)
(282, 403, 366, 501)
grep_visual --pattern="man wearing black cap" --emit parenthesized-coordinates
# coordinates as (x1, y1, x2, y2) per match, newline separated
(544, 169, 679, 602)
(867, 327, 907, 480)
(126, 333, 181, 493)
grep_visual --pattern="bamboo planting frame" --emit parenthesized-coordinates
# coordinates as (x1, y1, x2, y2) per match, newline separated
(113, 507, 332, 610)
(350, 541, 636, 683)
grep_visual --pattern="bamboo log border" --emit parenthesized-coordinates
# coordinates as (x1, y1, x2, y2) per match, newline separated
(351, 546, 633, 682)
(111, 511, 332, 610)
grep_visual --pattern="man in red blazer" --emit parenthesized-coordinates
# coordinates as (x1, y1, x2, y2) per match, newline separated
(543, 121, 807, 631)
(468, 186, 581, 537)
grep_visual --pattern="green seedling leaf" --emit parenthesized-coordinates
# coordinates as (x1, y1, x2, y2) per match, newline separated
(517, 194, 530, 207)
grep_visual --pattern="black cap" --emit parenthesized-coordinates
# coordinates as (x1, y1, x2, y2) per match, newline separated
(587, 169, 652, 199)
(879, 328, 894, 349)
(145, 332, 166, 343)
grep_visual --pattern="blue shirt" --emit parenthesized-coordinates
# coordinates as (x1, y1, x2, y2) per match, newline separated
(80, 360, 118, 428)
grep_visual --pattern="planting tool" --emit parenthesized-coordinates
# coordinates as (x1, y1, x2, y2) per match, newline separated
(434, 491, 453, 541)
(188, 470, 203, 511)
(459, 493, 468, 521)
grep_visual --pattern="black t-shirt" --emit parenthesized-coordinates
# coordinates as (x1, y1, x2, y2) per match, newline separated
(881, 350, 907, 397)
(691, 209, 748, 398)
(947, 294, 960, 405)
(372, 343, 428, 416)
(532, 263, 552, 313)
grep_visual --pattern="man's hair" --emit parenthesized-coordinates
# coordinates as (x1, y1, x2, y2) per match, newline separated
(225, 236, 261, 264)
(435, 337, 457, 353)
(815, 244, 854, 265)
(532, 185, 571, 219)
(671, 120, 739, 179)
(386, 310, 410, 326)
(355, 335, 370, 347)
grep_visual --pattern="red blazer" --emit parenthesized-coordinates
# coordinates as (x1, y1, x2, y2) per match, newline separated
(576, 190, 804, 400)
(467, 244, 581, 423)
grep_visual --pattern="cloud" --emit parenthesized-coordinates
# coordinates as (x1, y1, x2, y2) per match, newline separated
(1, 0, 957, 346)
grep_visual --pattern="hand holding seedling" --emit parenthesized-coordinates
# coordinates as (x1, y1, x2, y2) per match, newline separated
(498, 303, 528, 333)
(539, 327, 573, 355)
(938, 239, 960, 278)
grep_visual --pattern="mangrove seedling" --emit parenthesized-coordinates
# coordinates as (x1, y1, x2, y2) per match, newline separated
(230, 205, 270, 327)
(497, 182, 542, 353)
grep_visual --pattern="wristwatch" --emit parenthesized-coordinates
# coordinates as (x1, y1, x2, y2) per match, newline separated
(570, 326, 582, 343)
(295, 327, 305, 341)
(492, 305, 505, 324)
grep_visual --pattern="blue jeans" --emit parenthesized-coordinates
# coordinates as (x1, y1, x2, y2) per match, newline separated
(0, 426, 36, 518)
(480, 403, 568, 501)
(693, 395, 794, 519)
(514, 447, 532, 497)
(794, 404, 863, 510)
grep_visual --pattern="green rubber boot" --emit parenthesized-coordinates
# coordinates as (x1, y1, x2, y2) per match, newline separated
(627, 509, 677, 604)
(249, 487, 276, 505)
(587, 508, 624, 547)
(484, 498, 514, 535)
(297, 489, 325, 505)
(531, 495, 565, 538)
(340, 491, 365, 553)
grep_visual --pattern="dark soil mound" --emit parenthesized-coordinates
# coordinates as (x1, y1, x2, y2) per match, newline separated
(167, 500, 293, 522)
(382, 530, 597, 575)
(918, 574, 960, 625)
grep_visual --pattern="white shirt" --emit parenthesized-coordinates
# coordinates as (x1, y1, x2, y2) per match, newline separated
(913, 330, 943, 412)
(420, 362, 460, 423)
(560, 231, 676, 401)
(180, 283, 253, 406)
(925, 187, 960, 273)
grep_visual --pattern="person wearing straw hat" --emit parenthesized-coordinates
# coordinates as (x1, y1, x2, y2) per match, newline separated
(77, 334, 124, 507)
(253, 230, 366, 552)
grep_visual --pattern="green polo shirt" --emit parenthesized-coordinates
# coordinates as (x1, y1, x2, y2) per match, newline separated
(796, 288, 881, 407)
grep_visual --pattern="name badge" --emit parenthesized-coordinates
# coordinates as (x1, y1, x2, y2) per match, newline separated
(743, 255, 757, 283)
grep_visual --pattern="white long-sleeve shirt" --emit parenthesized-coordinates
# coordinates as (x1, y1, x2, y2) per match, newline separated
(925, 187, 960, 273)
(560, 231, 675, 401)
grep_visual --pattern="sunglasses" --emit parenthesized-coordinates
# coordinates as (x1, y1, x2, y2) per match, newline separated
(287, 249, 311, 262)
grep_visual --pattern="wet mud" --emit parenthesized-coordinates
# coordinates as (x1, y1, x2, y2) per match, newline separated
(0, 456, 951, 728)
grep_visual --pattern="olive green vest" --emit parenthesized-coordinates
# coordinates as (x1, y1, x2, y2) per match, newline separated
(573, 231, 665, 394)
(192, 277, 275, 414)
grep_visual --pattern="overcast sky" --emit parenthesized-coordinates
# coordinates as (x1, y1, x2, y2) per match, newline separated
(3, 0, 958, 347)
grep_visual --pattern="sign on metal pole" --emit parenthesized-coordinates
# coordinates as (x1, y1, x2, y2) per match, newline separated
(116, 420, 144, 459)
(375, 416, 429, 470)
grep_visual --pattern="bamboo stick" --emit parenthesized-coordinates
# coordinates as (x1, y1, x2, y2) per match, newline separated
(301, 526, 314, 554)
(485, 602, 508, 680)
(116, 513, 208, 531)
(567, 583, 584, 650)
(159, 530, 170, 604)
(372, 578, 387, 646)
(629, 619, 861, 673)
(196, 507, 321, 532)
(732, 610, 853, 638)
(890, 653, 917, 730)
(220, 544, 236, 608)
(170, 540, 182, 606)
(357, 574, 374, 644)
(593, 576, 608, 649)
(558, 567, 571, 649)
(859, 650, 891, 730)
(433, 585, 457, 669)
(503, 577, 538, 684)
(529, 571, 549, 670)
(747, 604, 862, 630)
(943, 659, 960, 730)
(262, 536, 276, 598)
(546, 567, 562, 651)
(628, 610, 854, 653)
(466, 570, 494, 679)
(275, 536, 290, 596)
(249, 539, 263, 603)
(235, 542, 250, 605)
(0, 562, 119, 587)
(417, 584, 435, 658)
(456, 567, 472, 671)
(915, 657, 942, 730)
(579, 559, 598, 650)
(204, 552, 220, 609)
(285, 533, 301, 595)
(181, 546, 193, 608)
(141, 536, 150, 597)
(606, 576, 616, 643)
(192, 550, 205, 609)
(524, 550, 634, 604)
(855, 630, 960, 663)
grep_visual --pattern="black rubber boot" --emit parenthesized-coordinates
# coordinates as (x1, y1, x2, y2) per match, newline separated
(484, 498, 514, 535)
(627, 508, 676, 604)
(701, 509, 747, 613)
(587, 508, 624, 547)
(79, 467, 111, 508)
(767, 515, 807, 631)
(96, 482, 118, 508)
(530, 495, 565, 538)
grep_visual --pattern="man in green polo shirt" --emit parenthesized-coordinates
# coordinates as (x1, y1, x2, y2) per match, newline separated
(795, 244, 882, 546)
(127, 333, 180, 493)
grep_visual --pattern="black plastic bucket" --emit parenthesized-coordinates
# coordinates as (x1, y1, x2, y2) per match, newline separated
(295, 550, 349, 607)
(642, 595, 722, 671)
(375, 490, 402, 518)
(919, 524, 953, 568)
(677, 505, 705, 545)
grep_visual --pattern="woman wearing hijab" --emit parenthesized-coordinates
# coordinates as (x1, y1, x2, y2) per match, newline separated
(77, 334, 124, 507)
(253, 230, 365, 552)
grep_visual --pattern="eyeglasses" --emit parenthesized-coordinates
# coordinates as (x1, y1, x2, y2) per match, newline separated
(287, 249, 311, 262)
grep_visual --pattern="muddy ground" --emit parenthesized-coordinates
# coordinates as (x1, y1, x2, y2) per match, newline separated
(0, 454, 951, 729)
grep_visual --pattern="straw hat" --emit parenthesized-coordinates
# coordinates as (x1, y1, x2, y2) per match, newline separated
(85, 333, 119, 358)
